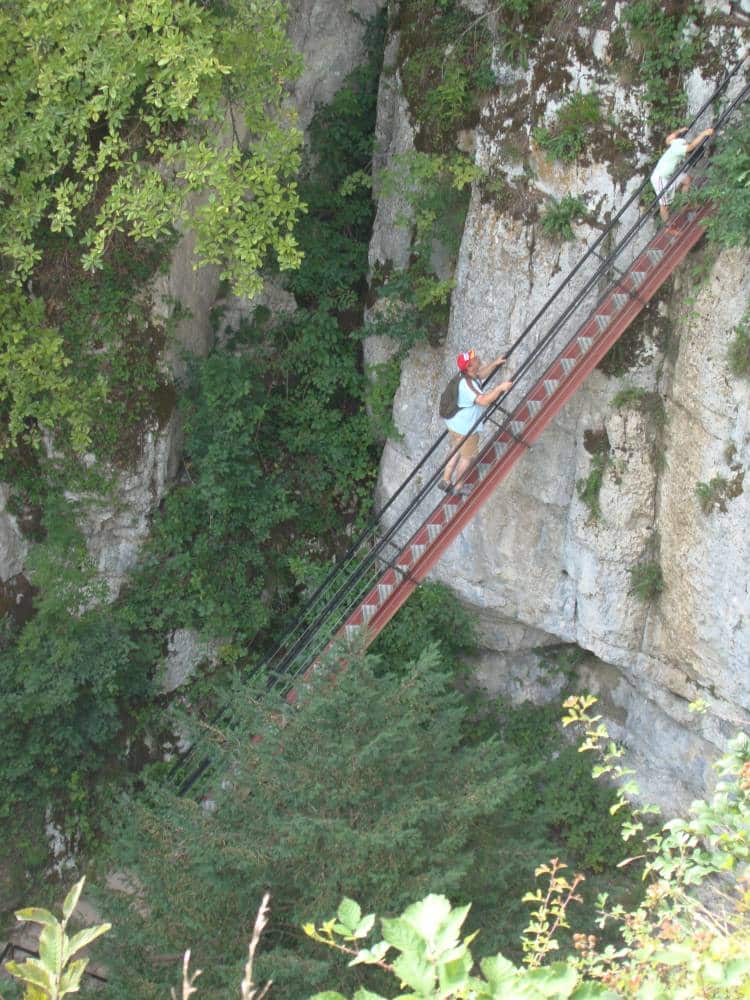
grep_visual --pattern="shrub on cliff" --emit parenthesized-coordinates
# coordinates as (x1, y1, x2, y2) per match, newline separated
(703, 109, 750, 251)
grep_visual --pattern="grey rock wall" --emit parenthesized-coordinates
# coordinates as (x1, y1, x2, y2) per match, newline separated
(289, 0, 383, 133)
(370, 3, 750, 811)
(68, 417, 183, 600)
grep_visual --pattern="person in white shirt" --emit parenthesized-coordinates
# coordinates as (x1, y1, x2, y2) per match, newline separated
(650, 125, 714, 223)
(440, 349, 513, 497)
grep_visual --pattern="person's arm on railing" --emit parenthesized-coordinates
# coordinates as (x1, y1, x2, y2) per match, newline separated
(477, 355, 507, 382)
(685, 127, 715, 152)
(475, 378, 513, 406)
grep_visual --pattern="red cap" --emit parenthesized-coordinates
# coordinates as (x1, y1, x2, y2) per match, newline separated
(457, 349, 476, 371)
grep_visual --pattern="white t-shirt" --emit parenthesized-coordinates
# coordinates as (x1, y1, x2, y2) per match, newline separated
(445, 376, 483, 435)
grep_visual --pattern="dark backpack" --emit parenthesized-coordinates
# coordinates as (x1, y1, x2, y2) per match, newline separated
(438, 374, 478, 419)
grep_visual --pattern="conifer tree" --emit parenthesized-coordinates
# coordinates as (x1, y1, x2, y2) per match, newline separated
(102, 647, 547, 998)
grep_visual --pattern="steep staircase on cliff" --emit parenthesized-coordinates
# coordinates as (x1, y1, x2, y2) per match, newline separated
(171, 59, 750, 795)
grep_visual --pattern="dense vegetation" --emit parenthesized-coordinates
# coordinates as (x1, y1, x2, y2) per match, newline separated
(92, 644, 633, 999)
(7, 704, 750, 1000)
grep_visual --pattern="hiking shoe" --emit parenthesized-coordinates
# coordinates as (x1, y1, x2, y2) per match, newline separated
(454, 484, 472, 498)
(437, 480, 453, 493)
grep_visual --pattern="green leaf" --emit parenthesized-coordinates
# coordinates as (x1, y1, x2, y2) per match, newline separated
(525, 962, 579, 997)
(38, 920, 65, 974)
(65, 923, 111, 962)
(350, 940, 390, 966)
(649, 945, 696, 967)
(337, 897, 362, 934)
(14, 907, 58, 928)
(432, 902, 472, 954)
(352, 990, 390, 1000)
(309, 993, 348, 1000)
(5, 957, 56, 993)
(59, 958, 88, 996)
(401, 894, 453, 943)
(724, 958, 750, 985)
(392, 951, 436, 994)
(480, 954, 520, 990)
(381, 916, 426, 956)
(62, 877, 86, 922)
(353, 913, 376, 939)
(438, 950, 473, 993)
(571, 983, 616, 998)
(635, 978, 671, 1000)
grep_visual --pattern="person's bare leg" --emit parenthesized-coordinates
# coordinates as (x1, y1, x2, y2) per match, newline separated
(442, 449, 460, 486)
(453, 454, 473, 489)
(660, 203, 669, 223)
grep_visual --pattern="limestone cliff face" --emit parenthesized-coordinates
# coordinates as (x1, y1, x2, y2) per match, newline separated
(371, 3, 749, 810)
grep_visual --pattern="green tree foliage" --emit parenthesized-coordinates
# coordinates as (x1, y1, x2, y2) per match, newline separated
(11, 724, 750, 998)
(100, 609, 634, 997)
(121, 319, 378, 647)
(286, 13, 385, 308)
(0, 20, 385, 879)
(119, 32, 387, 648)
(0, 498, 158, 881)
(305, 711, 750, 999)
(0, 0, 302, 292)
(102, 648, 541, 997)
(370, 581, 478, 678)
(0, 0, 303, 453)
(0, 291, 101, 455)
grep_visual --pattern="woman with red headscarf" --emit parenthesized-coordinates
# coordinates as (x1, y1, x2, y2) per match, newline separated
(440, 350, 512, 496)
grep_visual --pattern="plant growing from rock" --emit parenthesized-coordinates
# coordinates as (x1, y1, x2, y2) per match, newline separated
(727, 311, 750, 378)
(540, 195, 588, 241)
(628, 560, 664, 602)
(621, 0, 703, 128)
(533, 92, 603, 163)
(576, 451, 609, 521)
(611, 386, 666, 428)
(702, 109, 750, 250)
(611, 386, 667, 467)
(372, 152, 482, 346)
(695, 471, 745, 515)
(497, 26, 537, 69)
(397, 0, 496, 149)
